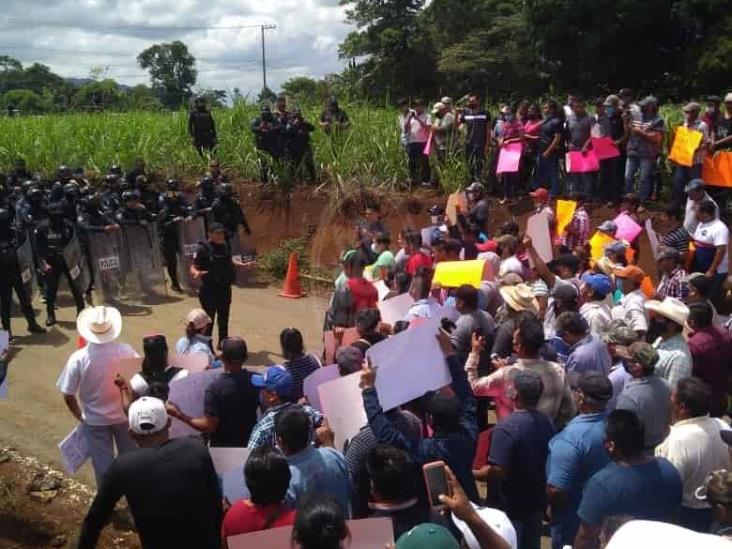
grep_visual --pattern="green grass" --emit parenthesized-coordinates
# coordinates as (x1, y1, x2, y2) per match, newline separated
(0, 103, 684, 193)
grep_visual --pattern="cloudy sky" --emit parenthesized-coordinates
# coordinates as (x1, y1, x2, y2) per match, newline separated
(0, 1, 353, 97)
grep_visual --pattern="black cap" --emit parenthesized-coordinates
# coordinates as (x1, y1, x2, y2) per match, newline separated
(578, 372, 613, 402)
(221, 337, 248, 362)
(209, 222, 227, 233)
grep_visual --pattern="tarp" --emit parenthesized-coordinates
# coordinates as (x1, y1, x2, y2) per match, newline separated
(87, 231, 124, 303)
(121, 223, 165, 295)
(177, 217, 206, 291)
(62, 230, 91, 298)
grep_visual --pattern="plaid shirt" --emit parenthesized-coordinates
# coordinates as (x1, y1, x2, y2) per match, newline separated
(657, 267, 689, 301)
(247, 402, 323, 450)
(564, 208, 590, 249)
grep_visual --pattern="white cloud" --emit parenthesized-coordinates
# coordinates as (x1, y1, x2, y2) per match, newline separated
(0, 0, 352, 96)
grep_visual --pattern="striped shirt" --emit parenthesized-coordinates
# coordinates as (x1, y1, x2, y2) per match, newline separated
(565, 208, 591, 250)
(284, 354, 322, 400)
(657, 267, 689, 301)
(661, 227, 690, 255)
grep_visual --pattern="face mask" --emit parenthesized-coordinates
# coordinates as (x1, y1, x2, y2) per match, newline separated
(606, 106, 615, 116)
(504, 113, 514, 122)
(430, 215, 440, 225)
(706, 106, 716, 115)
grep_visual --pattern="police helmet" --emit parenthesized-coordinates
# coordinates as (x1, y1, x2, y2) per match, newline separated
(199, 176, 214, 191)
(47, 201, 65, 217)
(110, 164, 122, 175)
(21, 180, 34, 194)
(57, 165, 72, 179)
(63, 181, 80, 197)
(194, 95, 206, 104)
(122, 190, 140, 202)
(428, 204, 445, 216)
(165, 179, 180, 192)
(28, 186, 44, 201)
(328, 96, 339, 108)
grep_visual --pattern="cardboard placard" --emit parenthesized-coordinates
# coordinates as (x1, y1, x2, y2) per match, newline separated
(432, 260, 486, 289)
(669, 126, 703, 167)
(591, 136, 620, 160)
(566, 151, 600, 173)
(496, 142, 522, 174)
(613, 213, 643, 243)
(169, 352, 208, 374)
(303, 364, 340, 412)
(702, 152, 732, 188)
(58, 425, 89, 475)
(526, 213, 552, 264)
(589, 231, 616, 260)
(318, 372, 367, 451)
(556, 200, 577, 236)
(377, 292, 415, 325)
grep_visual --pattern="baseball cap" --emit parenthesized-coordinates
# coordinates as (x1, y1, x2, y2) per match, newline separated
(451, 505, 517, 549)
(252, 365, 293, 397)
(440, 96, 453, 105)
(656, 246, 681, 262)
(577, 371, 613, 402)
(431, 102, 446, 114)
(616, 341, 659, 368)
(604, 94, 620, 107)
(684, 178, 704, 192)
(209, 222, 227, 233)
(605, 240, 627, 255)
(129, 397, 168, 435)
(638, 95, 658, 107)
(613, 265, 645, 283)
(221, 337, 248, 362)
(529, 188, 549, 201)
(185, 308, 212, 330)
(725, 92, 732, 103)
(581, 273, 612, 297)
(603, 324, 639, 346)
(597, 220, 618, 234)
(476, 240, 498, 253)
(682, 101, 701, 113)
(396, 524, 459, 549)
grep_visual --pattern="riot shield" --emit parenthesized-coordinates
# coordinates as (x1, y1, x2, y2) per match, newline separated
(62, 230, 91, 299)
(229, 229, 257, 287)
(177, 217, 206, 292)
(15, 236, 36, 302)
(87, 230, 124, 303)
(121, 223, 166, 295)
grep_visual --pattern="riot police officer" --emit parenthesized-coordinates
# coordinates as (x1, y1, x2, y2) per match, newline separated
(251, 105, 284, 184)
(35, 202, 85, 326)
(125, 157, 146, 186)
(207, 159, 228, 184)
(158, 179, 191, 292)
(116, 190, 156, 225)
(190, 223, 247, 348)
(285, 107, 316, 182)
(61, 182, 80, 223)
(17, 186, 47, 233)
(188, 96, 217, 155)
(193, 176, 217, 230)
(77, 192, 119, 302)
(0, 207, 46, 338)
(133, 175, 160, 215)
(211, 183, 252, 238)
(465, 181, 490, 236)
(7, 158, 32, 190)
(101, 174, 122, 213)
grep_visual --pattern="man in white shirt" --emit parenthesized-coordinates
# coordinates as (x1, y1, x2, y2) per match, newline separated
(579, 273, 613, 334)
(683, 179, 719, 234)
(57, 306, 139, 484)
(611, 265, 648, 337)
(645, 297, 692, 387)
(655, 377, 731, 532)
(403, 99, 432, 187)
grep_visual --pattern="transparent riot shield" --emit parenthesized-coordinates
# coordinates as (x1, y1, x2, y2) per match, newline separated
(121, 223, 166, 296)
(87, 230, 124, 303)
(177, 217, 206, 292)
(15, 236, 37, 303)
(229, 229, 257, 287)
(62, 230, 91, 300)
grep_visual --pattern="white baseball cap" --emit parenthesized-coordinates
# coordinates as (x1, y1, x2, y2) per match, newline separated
(128, 397, 168, 435)
(451, 504, 517, 549)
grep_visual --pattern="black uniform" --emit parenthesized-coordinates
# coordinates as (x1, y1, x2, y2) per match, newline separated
(34, 209, 85, 325)
(0, 209, 44, 336)
(194, 239, 235, 345)
(188, 107, 217, 155)
(251, 109, 284, 184)
(77, 197, 117, 297)
(193, 178, 217, 231)
(158, 192, 191, 291)
(285, 113, 316, 181)
(210, 191, 251, 237)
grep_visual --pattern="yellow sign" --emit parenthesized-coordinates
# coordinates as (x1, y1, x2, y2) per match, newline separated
(668, 126, 703, 167)
(589, 231, 616, 260)
(556, 200, 577, 236)
(433, 260, 486, 289)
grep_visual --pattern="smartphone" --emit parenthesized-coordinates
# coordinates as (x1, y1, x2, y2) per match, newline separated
(423, 461, 451, 508)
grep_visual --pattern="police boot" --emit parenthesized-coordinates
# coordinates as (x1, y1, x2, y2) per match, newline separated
(45, 310, 57, 327)
(27, 321, 47, 334)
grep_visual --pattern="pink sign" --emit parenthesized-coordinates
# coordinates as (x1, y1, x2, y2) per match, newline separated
(566, 151, 599, 173)
(591, 137, 620, 160)
(496, 142, 522, 174)
(423, 131, 433, 156)
(613, 213, 643, 243)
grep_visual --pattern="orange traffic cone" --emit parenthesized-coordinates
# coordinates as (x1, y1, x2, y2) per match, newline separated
(279, 252, 305, 299)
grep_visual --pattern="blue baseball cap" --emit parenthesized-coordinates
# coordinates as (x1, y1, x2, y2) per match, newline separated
(252, 365, 293, 397)
(581, 273, 612, 297)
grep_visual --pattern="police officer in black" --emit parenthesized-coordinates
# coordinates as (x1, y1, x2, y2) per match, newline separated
(158, 179, 191, 292)
(319, 97, 350, 134)
(207, 158, 228, 184)
(100, 174, 123, 214)
(77, 192, 119, 302)
(6, 158, 32, 190)
(61, 182, 81, 223)
(193, 176, 217, 230)
(285, 107, 316, 182)
(191, 223, 247, 348)
(17, 185, 47, 233)
(116, 190, 156, 225)
(124, 157, 146, 187)
(464, 181, 490, 236)
(35, 202, 85, 326)
(0, 207, 46, 338)
(211, 183, 252, 239)
(251, 105, 284, 184)
(188, 96, 217, 156)
(458, 94, 492, 182)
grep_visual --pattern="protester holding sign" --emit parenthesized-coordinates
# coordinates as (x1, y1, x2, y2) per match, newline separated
(671, 102, 711, 198)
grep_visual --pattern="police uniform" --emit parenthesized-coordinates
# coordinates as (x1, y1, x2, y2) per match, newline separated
(192, 177, 217, 231)
(158, 187, 191, 292)
(211, 186, 252, 238)
(0, 208, 45, 336)
(188, 101, 217, 155)
(194, 228, 235, 345)
(285, 112, 316, 181)
(34, 206, 85, 325)
(77, 196, 117, 298)
(251, 108, 284, 184)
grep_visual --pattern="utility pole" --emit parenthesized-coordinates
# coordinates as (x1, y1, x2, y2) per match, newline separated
(260, 24, 276, 92)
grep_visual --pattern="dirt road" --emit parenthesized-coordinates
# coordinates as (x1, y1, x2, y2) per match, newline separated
(0, 286, 328, 487)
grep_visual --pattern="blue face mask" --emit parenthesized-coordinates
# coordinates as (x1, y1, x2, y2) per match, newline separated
(504, 113, 514, 122)
(606, 106, 615, 116)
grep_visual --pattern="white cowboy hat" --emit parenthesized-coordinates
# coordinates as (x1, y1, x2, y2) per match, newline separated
(644, 297, 690, 328)
(76, 306, 122, 344)
(499, 283, 539, 314)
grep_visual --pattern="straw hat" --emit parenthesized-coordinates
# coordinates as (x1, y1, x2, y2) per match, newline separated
(76, 306, 122, 344)
(644, 297, 690, 327)
(499, 283, 539, 314)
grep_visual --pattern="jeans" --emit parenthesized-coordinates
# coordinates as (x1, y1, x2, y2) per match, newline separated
(567, 172, 595, 201)
(512, 511, 543, 549)
(534, 154, 560, 197)
(500, 172, 521, 199)
(83, 422, 137, 486)
(550, 513, 580, 549)
(672, 164, 702, 200)
(407, 142, 431, 185)
(624, 156, 655, 200)
(679, 506, 712, 533)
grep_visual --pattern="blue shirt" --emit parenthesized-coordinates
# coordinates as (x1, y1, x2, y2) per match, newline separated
(489, 409, 556, 520)
(286, 446, 351, 516)
(565, 334, 611, 376)
(175, 335, 218, 368)
(577, 458, 682, 526)
(547, 412, 610, 515)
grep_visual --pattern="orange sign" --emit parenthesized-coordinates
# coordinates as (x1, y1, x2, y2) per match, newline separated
(702, 152, 732, 188)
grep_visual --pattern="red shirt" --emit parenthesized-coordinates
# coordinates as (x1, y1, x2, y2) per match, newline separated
(405, 251, 433, 276)
(221, 500, 296, 540)
(688, 325, 732, 417)
(346, 277, 378, 311)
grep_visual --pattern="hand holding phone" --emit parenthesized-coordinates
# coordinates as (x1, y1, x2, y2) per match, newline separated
(423, 461, 451, 509)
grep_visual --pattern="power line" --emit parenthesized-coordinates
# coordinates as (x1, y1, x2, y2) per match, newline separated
(0, 16, 269, 32)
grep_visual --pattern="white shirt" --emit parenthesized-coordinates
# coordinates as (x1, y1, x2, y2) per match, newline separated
(606, 520, 731, 549)
(57, 342, 139, 426)
(655, 415, 732, 508)
(693, 219, 729, 274)
(652, 335, 692, 387)
(580, 301, 612, 334)
(684, 193, 718, 233)
(405, 112, 431, 143)
(175, 334, 216, 367)
(129, 368, 189, 397)
(498, 256, 523, 278)
(611, 289, 648, 332)
(403, 297, 442, 321)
